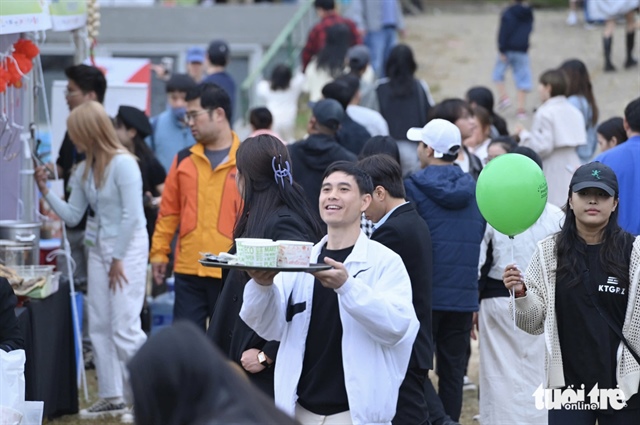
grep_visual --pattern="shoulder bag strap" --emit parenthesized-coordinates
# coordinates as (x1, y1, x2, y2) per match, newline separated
(581, 270, 640, 365)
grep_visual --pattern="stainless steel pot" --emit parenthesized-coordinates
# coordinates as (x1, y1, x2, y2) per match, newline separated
(0, 240, 33, 267)
(0, 221, 41, 266)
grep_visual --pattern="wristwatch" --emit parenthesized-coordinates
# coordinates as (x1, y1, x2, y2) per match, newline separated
(257, 351, 270, 368)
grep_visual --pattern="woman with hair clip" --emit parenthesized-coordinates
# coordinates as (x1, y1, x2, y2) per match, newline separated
(207, 134, 323, 397)
(34, 101, 148, 420)
(503, 162, 640, 425)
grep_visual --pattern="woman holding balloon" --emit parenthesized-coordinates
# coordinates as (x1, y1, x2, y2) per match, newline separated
(502, 162, 640, 424)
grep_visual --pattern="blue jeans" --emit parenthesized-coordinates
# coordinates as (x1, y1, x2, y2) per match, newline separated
(366, 27, 397, 78)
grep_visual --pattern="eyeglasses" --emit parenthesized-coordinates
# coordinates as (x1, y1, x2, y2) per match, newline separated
(184, 109, 210, 122)
(64, 89, 83, 98)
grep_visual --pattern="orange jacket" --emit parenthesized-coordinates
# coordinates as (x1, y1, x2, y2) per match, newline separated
(150, 134, 241, 278)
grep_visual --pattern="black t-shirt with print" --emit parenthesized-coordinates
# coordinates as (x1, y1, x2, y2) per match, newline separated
(296, 244, 353, 416)
(556, 238, 639, 410)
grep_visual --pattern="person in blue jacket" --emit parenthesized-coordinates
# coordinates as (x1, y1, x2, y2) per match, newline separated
(404, 119, 485, 422)
(595, 97, 640, 235)
(148, 74, 197, 172)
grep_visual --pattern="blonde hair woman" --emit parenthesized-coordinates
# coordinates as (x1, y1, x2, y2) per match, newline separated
(35, 101, 148, 420)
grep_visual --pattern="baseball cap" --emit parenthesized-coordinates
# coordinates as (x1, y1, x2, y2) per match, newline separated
(207, 39, 230, 63)
(186, 46, 205, 64)
(406, 119, 462, 158)
(570, 162, 618, 197)
(347, 45, 370, 71)
(117, 106, 153, 138)
(312, 99, 344, 130)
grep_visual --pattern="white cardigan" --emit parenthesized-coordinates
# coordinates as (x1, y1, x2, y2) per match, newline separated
(240, 231, 419, 425)
(513, 235, 640, 400)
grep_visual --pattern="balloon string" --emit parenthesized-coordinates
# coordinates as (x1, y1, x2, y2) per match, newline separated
(510, 236, 516, 331)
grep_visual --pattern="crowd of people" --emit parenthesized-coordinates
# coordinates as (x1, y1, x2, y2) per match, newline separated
(15, 0, 640, 424)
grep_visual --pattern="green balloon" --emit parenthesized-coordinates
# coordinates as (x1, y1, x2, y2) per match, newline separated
(476, 153, 548, 237)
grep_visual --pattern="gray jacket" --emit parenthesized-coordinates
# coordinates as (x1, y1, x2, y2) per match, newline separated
(344, 0, 405, 33)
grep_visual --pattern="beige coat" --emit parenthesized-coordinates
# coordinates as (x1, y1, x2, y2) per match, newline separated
(519, 96, 586, 207)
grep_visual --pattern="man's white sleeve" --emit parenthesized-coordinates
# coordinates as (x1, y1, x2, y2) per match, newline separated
(240, 278, 287, 342)
(336, 256, 418, 347)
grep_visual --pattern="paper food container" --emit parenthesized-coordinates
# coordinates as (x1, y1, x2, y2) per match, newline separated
(236, 239, 278, 267)
(277, 241, 314, 267)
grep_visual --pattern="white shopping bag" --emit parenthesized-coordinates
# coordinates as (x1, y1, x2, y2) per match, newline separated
(0, 406, 22, 425)
(22, 401, 44, 425)
(0, 349, 26, 415)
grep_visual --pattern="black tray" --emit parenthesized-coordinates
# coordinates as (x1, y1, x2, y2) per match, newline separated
(199, 259, 332, 272)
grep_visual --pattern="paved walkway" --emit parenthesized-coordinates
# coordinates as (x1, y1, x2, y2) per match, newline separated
(405, 8, 640, 132)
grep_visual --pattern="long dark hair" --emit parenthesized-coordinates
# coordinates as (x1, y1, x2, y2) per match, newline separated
(385, 44, 417, 98)
(316, 23, 351, 78)
(559, 59, 598, 125)
(233, 135, 323, 241)
(555, 189, 629, 288)
(270, 64, 292, 91)
(466, 86, 509, 135)
(115, 115, 156, 166)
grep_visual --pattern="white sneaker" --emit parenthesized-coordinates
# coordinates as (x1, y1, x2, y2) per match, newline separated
(566, 11, 578, 26)
(121, 408, 135, 424)
(79, 399, 127, 419)
(463, 375, 478, 391)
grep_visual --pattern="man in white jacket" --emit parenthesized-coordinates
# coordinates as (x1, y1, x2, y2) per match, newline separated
(240, 161, 419, 425)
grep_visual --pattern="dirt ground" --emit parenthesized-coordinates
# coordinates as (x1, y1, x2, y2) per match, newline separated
(406, 7, 640, 133)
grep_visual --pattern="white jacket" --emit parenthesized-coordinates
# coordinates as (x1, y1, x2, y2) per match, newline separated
(240, 231, 419, 425)
(513, 235, 640, 400)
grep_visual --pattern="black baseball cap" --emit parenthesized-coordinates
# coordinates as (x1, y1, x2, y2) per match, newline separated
(207, 39, 230, 64)
(570, 162, 618, 197)
(117, 106, 153, 138)
(347, 45, 370, 71)
(312, 99, 344, 130)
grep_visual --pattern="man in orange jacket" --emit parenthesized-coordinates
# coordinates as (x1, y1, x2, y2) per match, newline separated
(150, 83, 242, 330)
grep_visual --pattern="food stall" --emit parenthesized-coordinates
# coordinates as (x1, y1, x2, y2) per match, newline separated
(0, 0, 88, 420)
